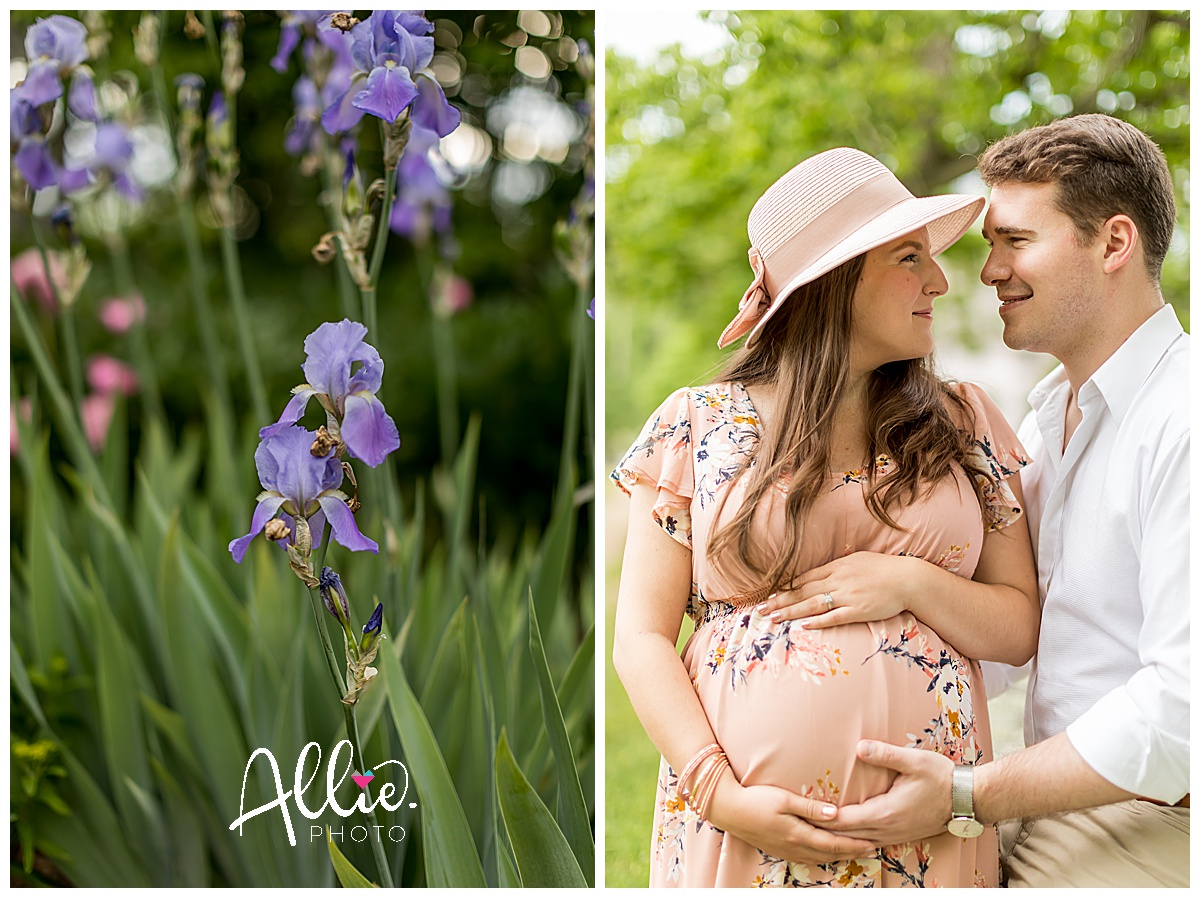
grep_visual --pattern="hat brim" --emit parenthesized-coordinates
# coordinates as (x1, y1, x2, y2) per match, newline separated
(726, 193, 985, 349)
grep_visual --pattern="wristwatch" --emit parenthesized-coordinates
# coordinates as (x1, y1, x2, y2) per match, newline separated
(946, 765, 984, 838)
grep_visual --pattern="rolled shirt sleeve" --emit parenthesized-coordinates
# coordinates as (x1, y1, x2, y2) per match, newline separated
(1065, 431, 1190, 802)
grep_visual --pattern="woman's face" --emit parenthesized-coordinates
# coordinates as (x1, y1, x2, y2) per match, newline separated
(849, 227, 948, 373)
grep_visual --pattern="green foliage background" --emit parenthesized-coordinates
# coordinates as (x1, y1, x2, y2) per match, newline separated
(606, 9, 1190, 443)
(11, 9, 595, 542)
(604, 9, 1189, 886)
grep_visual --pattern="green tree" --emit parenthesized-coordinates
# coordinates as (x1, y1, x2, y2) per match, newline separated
(606, 10, 1189, 438)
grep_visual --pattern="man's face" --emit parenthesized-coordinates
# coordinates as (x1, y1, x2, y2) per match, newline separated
(980, 181, 1101, 358)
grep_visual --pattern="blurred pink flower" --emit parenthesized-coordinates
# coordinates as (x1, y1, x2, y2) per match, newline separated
(80, 393, 115, 452)
(98, 294, 146, 333)
(11, 247, 68, 312)
(86, 354, 140, 396)
(433, 271, 473, 316)
(10, 398, 32, 455)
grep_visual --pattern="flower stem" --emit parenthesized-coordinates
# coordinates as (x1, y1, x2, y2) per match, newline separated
(343, 702, 395, 888)
(320, 148, 361, 321)
(361, 124, 397, 338)
(145, 48, 233, 413)
(415, 251, 459, 462)
(217, 224, 271, 426)
(306, 580, 347, 699)
(302, 528, 394, 888)
(11, 284, 106, 502)
(29, 222, 83, 414)
(109, 240, 166, 426)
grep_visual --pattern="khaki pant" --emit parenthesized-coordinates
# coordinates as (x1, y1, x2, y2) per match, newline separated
(1000, 800, 1189, 888)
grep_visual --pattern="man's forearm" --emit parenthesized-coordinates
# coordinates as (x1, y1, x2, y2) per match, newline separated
(975, 732, 1139, 824)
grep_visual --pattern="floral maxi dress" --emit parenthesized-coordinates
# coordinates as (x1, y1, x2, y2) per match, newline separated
(611, 381, 1028, 888)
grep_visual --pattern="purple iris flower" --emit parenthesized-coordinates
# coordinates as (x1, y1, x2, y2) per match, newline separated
(14, 138, 57, 190)
(59, 121, 142, 201)
(320, 10, 459, 137)
(11, 94, 40, 138)
(318, 566, 350, 620)
(272, 10, 335, 73)
(587, 298, 596, 320)
(389, 123, 453, 244)
(260, 320, 400, 468)
(12, 93, 56, 188)
(66, 71, 97, 120)
(229, 425, 378, 563)
(359, 601, 384, 652)
(16, 15, 91, 108)
(284, 76, 322, 156)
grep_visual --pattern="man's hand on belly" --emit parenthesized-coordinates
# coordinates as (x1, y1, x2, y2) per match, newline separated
(708, 772, 878, 863)
(818, 740, 954, 845)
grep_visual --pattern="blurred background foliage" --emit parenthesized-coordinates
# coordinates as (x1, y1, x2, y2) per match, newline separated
(11, 9, 594, 888)
(11, 8, 594, 544)
(604, 9, 1188, 887)
(606, 9, 1190, 439)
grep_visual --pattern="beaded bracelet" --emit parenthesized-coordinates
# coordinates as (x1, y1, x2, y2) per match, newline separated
(678, 742, 721, 798)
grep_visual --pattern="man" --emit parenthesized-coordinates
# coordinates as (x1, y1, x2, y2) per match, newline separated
(824, 114, 1189, 887)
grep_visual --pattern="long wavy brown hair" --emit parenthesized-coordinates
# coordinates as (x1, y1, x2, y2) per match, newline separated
(707, 253, 995, 593)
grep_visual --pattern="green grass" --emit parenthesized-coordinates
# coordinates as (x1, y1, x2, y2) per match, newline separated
(603, 559, 699, 888)
(603, 566, 658, 888)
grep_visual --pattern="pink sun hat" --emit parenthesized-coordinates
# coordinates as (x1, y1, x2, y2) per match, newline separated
(718, 147, 986, 349)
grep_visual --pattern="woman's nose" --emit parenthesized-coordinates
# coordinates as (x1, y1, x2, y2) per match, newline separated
(925, 259, 949, 297)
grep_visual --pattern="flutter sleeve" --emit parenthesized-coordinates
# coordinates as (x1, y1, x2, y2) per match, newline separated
(955, 382, 1030, 532)
(609, 388, 695, 549)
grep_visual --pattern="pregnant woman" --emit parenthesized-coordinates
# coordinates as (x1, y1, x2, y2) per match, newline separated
(611, 148, 1039, 887)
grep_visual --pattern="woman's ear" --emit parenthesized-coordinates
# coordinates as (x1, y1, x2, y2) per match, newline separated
(1099, 214, 1139, 275)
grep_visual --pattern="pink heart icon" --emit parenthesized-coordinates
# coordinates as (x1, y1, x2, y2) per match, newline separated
(351, 771, 375, 789)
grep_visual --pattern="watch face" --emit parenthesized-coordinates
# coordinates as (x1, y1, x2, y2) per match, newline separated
(947, 816, 985, 839)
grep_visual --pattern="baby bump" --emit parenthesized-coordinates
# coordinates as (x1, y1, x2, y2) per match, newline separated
(682, 607, 986, 807)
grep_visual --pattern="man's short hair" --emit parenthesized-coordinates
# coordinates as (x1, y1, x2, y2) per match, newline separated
(977, 114, 1176, 280)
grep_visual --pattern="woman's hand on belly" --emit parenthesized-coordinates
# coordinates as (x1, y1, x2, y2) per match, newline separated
(759, 552, 923, 628)
(707, 768, 877, 863)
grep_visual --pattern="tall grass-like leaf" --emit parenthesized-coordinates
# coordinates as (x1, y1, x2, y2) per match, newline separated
(417, 600, 489, 848)
(469, 623, 517, 888)
(138, 471, 252, 727)
(155, 519, 259, 886)
(327, 831, 380, 888)
(527, 595, 594, 883)
(379, 638, 486, 887)
(11, 640, 49, 732)
(523, 624, 595, 785)
(529, 469, 576, 634)
(494, 729, 587, 888)
(91, 597, 169, 881)
(13, 642, 150, 886)
(148, 754, 210, 886)
(24, 437, 71, 671)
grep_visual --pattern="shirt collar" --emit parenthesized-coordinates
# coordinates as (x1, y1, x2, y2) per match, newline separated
(1024, 305, 1184, 425)
(1088, 305, 1184, 425)
(1027, 362, 1069, 415)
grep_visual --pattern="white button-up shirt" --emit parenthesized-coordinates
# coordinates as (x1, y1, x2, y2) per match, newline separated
(1012, 304, 1189, 803)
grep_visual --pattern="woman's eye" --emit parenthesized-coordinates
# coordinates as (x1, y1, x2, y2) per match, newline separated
(902, 253, 919, 263)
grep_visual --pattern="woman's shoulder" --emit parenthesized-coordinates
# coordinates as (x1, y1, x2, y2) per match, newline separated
(941, 380, 1028, 480)
(940, 380, 1008, 429)
(647, 381, 746, 413)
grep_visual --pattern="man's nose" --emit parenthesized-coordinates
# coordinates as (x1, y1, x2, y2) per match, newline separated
(980, 250, 1007, 286)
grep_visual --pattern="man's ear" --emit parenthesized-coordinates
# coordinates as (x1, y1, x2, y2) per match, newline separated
(1099, 214, 1138, 274)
